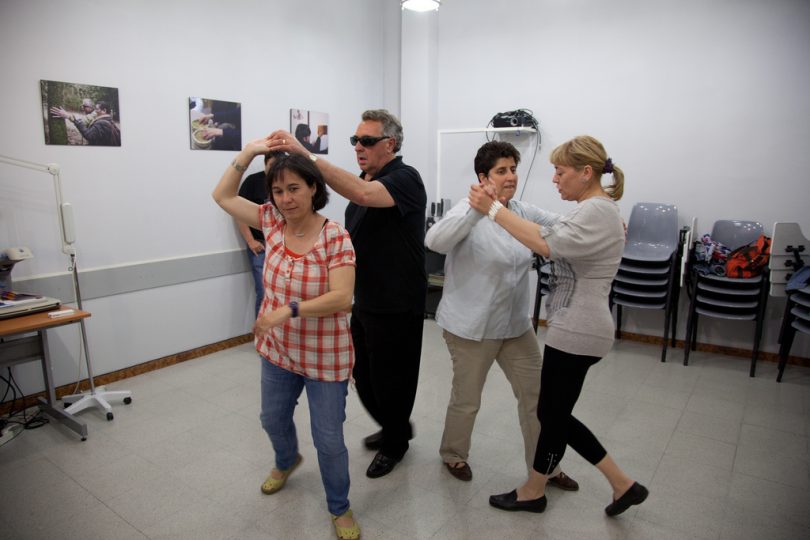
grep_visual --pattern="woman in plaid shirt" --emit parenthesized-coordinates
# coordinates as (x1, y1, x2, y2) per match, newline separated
(213, 137, 360, 539)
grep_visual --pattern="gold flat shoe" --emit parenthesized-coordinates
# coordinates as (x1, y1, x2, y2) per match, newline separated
(261, 453, 302, 494)
(332, 508, 361, 540)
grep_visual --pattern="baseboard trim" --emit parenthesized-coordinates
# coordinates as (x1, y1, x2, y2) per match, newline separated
(533, 318, 810, 368)
(4, 324, 809, 417)
(0, 334, 253, 416)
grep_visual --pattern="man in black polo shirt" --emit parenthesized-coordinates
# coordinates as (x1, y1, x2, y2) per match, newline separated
(269, 110, 427, 478)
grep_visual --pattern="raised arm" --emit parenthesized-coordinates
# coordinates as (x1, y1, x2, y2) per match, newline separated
(267, 130, 395, 208)
(468, 182, 551, 257)
(254, 265, 355, 334)
(212, 137, 272, 228)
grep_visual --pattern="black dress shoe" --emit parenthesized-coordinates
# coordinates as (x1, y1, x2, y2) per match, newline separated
(605, 482, 649, 517)
(366, 452, 400, 478)
(444, 462, 472, 482)
(363, 430, 384, 451)
(489, 490, 547, 513)
(548, 471, 579, 491)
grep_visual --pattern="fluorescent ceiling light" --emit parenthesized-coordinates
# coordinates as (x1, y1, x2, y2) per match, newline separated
(402, 0, 441, 12)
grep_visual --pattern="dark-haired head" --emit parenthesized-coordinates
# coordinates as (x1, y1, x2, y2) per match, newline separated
(474, 140, 521, 178)
(295, 123, 312, 141)
(265, 153, 329, 212)
(263, 150, 284, 173)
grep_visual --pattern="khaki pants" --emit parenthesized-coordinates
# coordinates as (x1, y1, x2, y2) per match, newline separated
(439, 328, 561, 475)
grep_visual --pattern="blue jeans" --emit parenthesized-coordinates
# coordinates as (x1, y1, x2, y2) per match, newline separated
(259, 359, 350, 516)
(247, 247, 265, 318)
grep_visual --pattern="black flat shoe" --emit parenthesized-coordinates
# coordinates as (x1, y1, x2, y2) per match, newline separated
(489, 490, 547, 513)
(605, 482, 649, 517)
(363, 430, 384, 451)
(366, 452, 400, 478)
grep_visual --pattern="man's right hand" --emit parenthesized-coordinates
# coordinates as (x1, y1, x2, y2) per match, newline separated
(267, 130, 308, 157)
(248, 239, 265, 255)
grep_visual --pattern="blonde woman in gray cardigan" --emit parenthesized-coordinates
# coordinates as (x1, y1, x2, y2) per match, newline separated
(469, 135, 649, 517)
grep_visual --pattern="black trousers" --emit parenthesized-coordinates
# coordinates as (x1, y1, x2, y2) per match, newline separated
(351, 308, 424, 459)
(532, 345, 607, 474)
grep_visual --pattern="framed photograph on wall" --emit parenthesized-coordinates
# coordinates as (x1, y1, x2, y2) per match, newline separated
(189, 97, 242, 151)
(290, 108, 329, 155)
(40, 80, 121, 146)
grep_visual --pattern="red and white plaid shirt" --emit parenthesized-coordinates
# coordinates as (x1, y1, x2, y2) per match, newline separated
(256, 204, 356, 381)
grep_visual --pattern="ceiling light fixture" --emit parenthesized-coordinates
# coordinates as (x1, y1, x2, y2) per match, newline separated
(401, 0, 441, 12)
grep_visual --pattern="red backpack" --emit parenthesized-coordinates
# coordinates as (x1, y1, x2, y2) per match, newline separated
(725, 234, 771, 278)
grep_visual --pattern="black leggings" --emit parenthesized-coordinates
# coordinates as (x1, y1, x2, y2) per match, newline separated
(532, 345, 607, 474)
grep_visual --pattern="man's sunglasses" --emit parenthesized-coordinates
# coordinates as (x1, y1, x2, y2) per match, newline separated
(350, 135, 391, 147)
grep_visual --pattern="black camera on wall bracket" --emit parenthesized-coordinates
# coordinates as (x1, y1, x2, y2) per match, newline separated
(490, 109, 538, 129)
(492, 114, 522, 127)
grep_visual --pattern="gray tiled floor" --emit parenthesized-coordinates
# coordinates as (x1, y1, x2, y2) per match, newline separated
(1, 320, 809, 539)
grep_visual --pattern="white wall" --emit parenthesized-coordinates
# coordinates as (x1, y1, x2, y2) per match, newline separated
(403, 0, 810, 356)
(0, 0, 395, 393)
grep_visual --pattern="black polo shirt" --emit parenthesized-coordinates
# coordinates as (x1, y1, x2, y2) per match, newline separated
(238, 171, 268, 242)
(346, 156, 427, 314)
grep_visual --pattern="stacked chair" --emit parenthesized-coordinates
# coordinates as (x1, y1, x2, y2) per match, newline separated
(683, 220, 768, 377)
(770, 222, 810, 382)
(777, 286, 810, 382)
(610, 202, 682, 362)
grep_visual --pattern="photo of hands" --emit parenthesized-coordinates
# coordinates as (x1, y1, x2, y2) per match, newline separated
(189, 97, 242, 151)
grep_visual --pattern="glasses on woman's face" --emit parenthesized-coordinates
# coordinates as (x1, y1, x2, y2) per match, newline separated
(349, 135, 391, 147)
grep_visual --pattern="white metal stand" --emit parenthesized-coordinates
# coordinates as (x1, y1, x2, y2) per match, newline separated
(0, 154, 132, 424)
(60, 252, 132, 420)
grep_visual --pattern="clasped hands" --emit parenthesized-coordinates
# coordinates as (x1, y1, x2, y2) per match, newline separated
(242, 131, 310, 158)
(469, 178, 504, 215)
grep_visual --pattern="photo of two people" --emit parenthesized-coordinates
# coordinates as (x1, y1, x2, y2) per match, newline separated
(40, 79, 121, 146)
(290, 108, 329, 155)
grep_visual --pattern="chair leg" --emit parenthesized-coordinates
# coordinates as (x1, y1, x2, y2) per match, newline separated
(776, 330, 796, 382)
(684, 296, 698, 366)
(749, 280, 769, 378)
(661, 302, 671, 363)
(615, 304, 623, 339)
(670, 283, 680, 347)
(750, 317, 765, 378)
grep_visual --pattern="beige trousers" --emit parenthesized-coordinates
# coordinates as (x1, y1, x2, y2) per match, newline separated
(439, 328, 560, 475)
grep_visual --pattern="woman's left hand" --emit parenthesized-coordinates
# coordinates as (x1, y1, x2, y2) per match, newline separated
(253, 307, 291, 335)
(468, 182, 496, 214)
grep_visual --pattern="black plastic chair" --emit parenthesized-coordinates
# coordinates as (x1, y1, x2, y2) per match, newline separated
(771, 222, 809, 381)
(777, 286, 810, 382)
